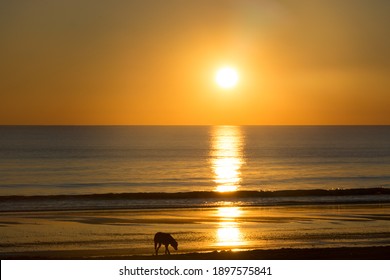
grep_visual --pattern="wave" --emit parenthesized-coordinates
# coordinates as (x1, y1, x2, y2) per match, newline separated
(1, 187, 389, 200)
(0, 188, 390, 212)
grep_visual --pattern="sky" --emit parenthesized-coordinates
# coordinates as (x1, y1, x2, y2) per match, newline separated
(1, 0, 389, 125)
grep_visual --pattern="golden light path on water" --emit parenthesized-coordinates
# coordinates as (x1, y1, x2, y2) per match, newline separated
(211, 126, 244, 192)
(215, 206, 247, 247)
(211, 126, 246, 247)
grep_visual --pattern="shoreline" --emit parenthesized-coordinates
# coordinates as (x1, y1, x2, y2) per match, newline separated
(2, 246, 389, 260)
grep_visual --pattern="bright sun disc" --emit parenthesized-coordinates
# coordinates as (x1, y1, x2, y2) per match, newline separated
(216, 67, 239, 89)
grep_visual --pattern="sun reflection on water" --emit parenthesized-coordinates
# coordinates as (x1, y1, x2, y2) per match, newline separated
(215, 206, 246, 247)
(217, 222, 242, 246)
(211, 126, 244, 192)
(218, 206, 242, 219)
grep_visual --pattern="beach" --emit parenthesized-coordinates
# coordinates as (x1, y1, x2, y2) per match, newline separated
(1, 203, 389, 259)
(3, 246, 389, 260)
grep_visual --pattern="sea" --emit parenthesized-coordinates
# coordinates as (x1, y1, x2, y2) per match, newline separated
(1, 125, 390, 212)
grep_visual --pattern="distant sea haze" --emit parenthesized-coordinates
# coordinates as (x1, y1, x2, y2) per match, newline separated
(0, 126, 389, 211)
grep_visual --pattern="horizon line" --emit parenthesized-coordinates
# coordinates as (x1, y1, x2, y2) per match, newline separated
(1, 124, 389, 127)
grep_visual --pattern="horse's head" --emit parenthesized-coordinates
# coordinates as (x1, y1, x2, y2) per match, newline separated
(171, 240, 178, 250)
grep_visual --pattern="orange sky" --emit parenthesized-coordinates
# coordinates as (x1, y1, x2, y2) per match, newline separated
(1, 0, 389, 125)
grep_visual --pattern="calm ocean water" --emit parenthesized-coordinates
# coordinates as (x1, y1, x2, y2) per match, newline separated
(1, 126, 390, 211)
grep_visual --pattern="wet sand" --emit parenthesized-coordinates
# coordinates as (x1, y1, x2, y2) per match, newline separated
(1, 204, 390, 259)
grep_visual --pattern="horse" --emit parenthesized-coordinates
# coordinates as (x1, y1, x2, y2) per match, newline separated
(154, 232, 178, 255)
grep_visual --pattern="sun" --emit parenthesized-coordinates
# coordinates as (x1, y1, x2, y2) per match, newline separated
(215, 67, 239, 89)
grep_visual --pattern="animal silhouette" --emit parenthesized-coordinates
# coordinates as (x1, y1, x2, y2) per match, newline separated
(154, 232, 178, 255)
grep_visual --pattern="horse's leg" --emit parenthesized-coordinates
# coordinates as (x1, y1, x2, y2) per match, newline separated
(164, 244, 170, 255)
(155, 243, 161, 255)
